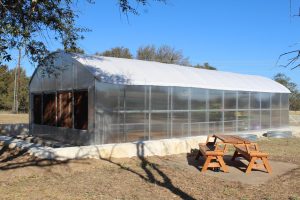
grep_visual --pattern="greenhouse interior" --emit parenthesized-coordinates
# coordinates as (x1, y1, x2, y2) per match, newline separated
(29, 52, 290, 146)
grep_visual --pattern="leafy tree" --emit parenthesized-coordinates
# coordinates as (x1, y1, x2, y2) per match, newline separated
(137, 45, 190, 66)
(95, 47, 133, 59)
(155, 45, 190, 66)
(0, 0, 165, 70)
(137, 45, 156, 61)
(0, 65, 29, 112)
(193, 63, 217, 70)
(273, 73, 300, 111)
(0, 65, 10, 110)
(64, 47, 85, 54)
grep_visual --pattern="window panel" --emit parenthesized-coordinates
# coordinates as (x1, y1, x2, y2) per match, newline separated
(281, 94, 289, 109)
(191, 88, 207, 110)
(125, 86, 147, 111)
(98, 84, 124, 111)
(151, 86, 169, 110)
(172, 112, 188, 137)
(74, 91, 88, 130)
(104, 113, 124, 144)
(43, 93, 56, 126)
(191, 112, 208, 136)
(209, 111, 222, 133)
(250, 110, 260, 130)
(224, 91, 236, 110)
(271, 110, 280, 128)
(209, 90, 222, 110)
(172, 87, 189, 110)
(224, 111, 237, 133)
(96, 83, 125, 144)
(261, 110, 270, 129)
(33, 94, 42, 124)
(125, 113, 147, 142)
(281, 110, 289, 126)
(238, 92, 249, 109)
(261, 93, 271, 109)
(237, 111, 249, 131)
(151, 113, 168, 140)
(271, 93, 281, 109)
(250, 92, 260, 109)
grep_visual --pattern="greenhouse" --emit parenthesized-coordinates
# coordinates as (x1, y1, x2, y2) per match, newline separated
(29, 51, 290, 146)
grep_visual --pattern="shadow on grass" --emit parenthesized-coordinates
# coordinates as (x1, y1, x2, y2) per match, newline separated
(0, 144, 72, 172)
(99, 141, 196, 200)
(1, 140, 196, 199)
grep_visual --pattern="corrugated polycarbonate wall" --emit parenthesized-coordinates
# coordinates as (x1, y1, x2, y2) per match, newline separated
(94, 81, 289, 145)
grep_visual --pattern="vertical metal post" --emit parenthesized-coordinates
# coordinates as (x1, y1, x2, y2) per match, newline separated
(222, 90, 224, 133)
(236, 91, 239, 133)
(148, 86, 151, 140)
(123, 88, 126, 142)
(270, 94, 272, 128)
(259, 93, 262, 129)
(248, 92, 251, 131)
(188, 88, 191, 137)
(167, 87, 170, 138)
(279, 93, 282, 127)
(206, 89, 209, 134)
(170, 87, 173, 138)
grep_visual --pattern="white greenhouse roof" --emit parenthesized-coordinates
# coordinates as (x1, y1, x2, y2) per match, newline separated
(72, 53, 290, 93)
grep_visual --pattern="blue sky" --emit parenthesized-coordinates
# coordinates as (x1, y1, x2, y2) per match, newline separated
(9, 0, 300, 86)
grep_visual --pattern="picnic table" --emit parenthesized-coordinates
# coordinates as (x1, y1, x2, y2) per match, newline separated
(196, 134, 272, 174)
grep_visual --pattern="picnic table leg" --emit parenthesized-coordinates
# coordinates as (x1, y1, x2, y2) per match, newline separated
(262, 157, 272, 174)
(217, 156, 229, 173)
(201, 156, 212, 172)
(245, 156, 257, 174)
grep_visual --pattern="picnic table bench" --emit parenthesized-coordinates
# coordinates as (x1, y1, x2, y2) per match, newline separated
(196, 142, 229, 172)
(232, 143, 272, 174)
(196, 134, 272, 174)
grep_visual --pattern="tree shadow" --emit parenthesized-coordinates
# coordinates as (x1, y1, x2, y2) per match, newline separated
(0, 143, 81, 173)
(99, 141, 196, 200)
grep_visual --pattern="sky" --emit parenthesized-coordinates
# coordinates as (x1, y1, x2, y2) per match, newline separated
(8, 0, 300, 86)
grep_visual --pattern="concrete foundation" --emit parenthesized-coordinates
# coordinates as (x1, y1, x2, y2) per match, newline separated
(1, 127, 297, 161)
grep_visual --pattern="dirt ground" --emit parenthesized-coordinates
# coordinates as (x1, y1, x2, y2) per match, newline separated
(0, 138, 299, 200)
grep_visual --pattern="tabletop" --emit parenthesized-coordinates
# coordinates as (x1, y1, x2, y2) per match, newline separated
(212, 134, 252, 144)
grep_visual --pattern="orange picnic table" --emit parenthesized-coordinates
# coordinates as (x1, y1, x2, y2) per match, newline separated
(196, 134, 272, 174)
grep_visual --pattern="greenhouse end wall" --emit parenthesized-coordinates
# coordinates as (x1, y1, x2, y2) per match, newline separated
(94, 81, 289, 145)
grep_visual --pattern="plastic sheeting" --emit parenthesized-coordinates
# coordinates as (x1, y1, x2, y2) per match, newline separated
(73, 53, 290, 93)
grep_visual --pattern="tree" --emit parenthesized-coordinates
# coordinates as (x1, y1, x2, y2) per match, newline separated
(155, 45, 190, 66)
(137, 45, 156, 61)
(96, 47, 133, 59)
(193, 63, 217, 70)
(137, 45, 190, 66)
(0, 0, 165, 70)
(273, 73, 300, 111)
(0, 65, 10, 110)
(0, 65, 29, 112)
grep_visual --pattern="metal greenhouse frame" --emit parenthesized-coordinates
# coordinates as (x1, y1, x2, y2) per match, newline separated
(29, 51, 290, 145)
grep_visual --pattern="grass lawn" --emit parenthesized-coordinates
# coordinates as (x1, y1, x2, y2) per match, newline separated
(0, 113, 29, 124)
(0, 138, 299, 200)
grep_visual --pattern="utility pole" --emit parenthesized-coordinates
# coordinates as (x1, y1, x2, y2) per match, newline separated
(16, 48, 21, 113)
(13, 48, 21, 113)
